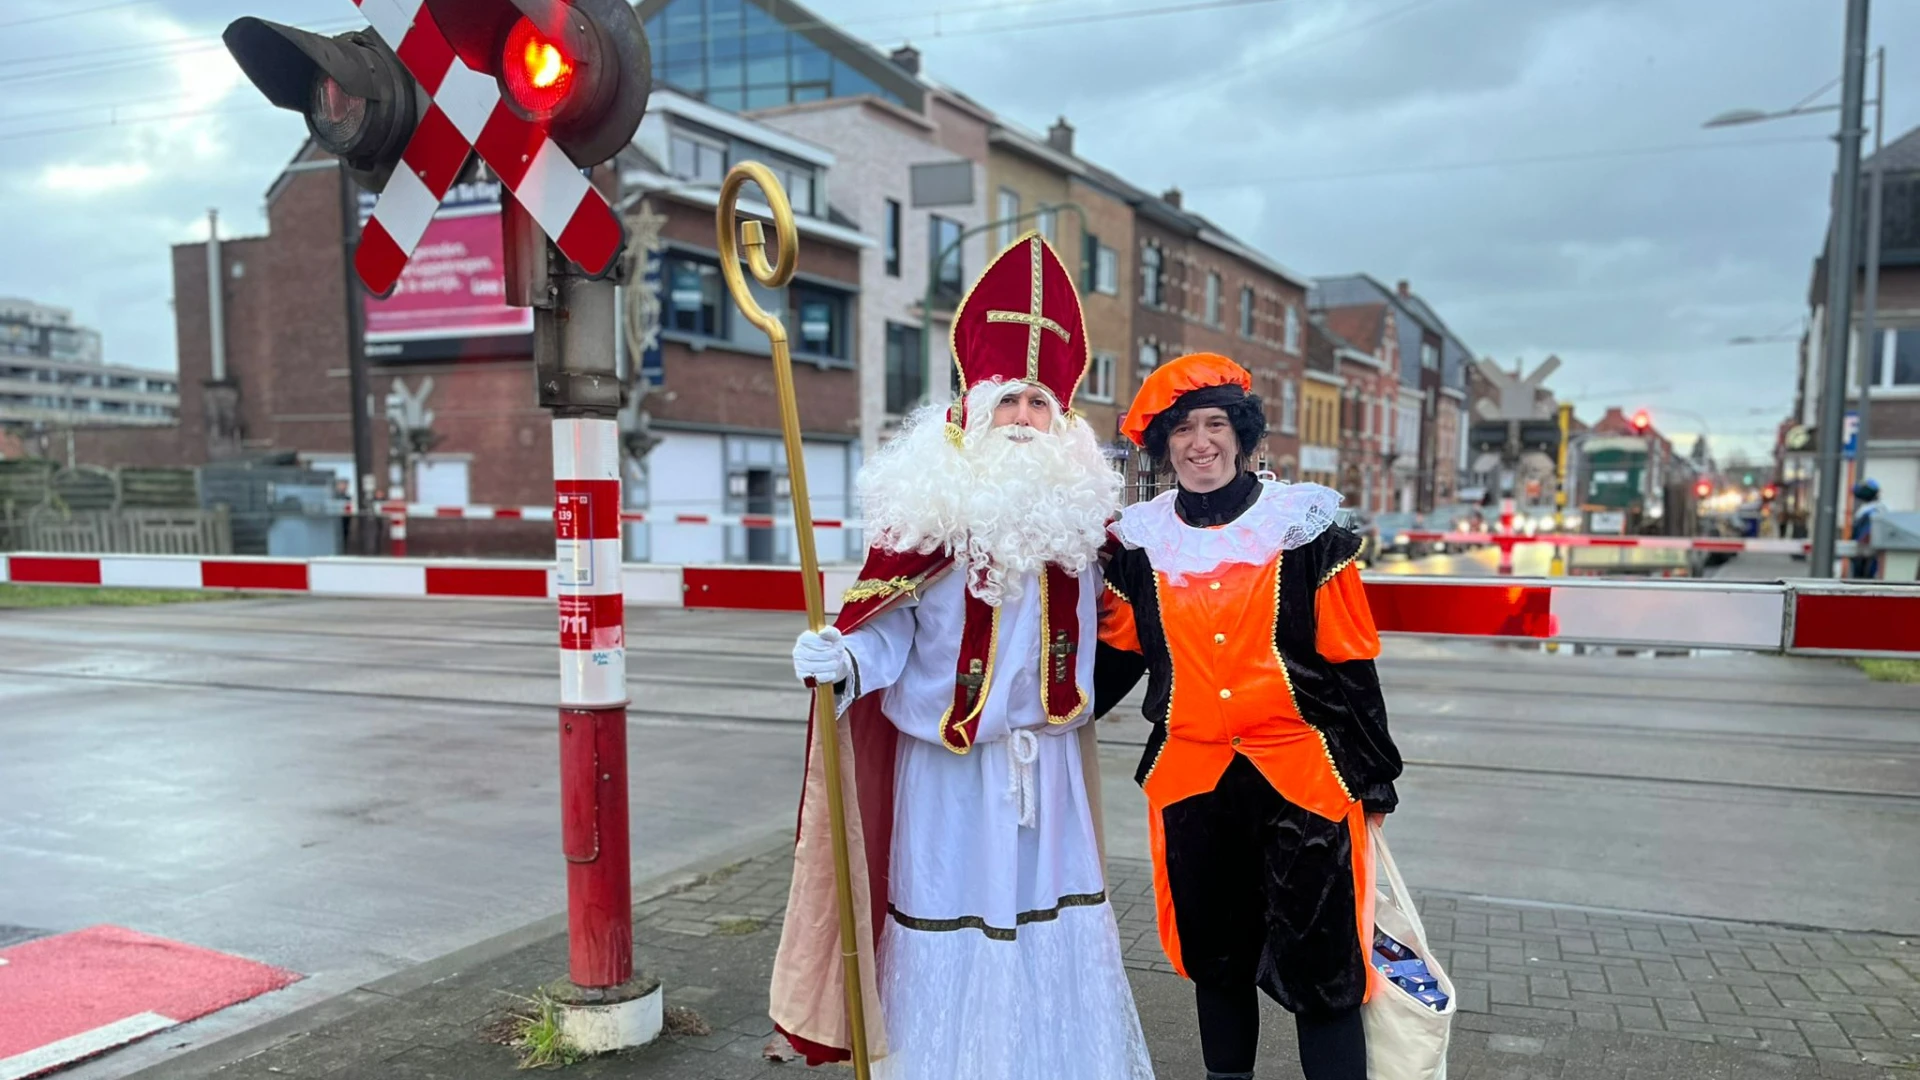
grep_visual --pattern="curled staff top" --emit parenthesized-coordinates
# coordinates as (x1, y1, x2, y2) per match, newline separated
(716, 161, 800, 341)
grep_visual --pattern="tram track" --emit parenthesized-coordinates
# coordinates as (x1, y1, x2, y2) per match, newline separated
(4, 664, 1915, 806)
(6, 614, 1912, 718)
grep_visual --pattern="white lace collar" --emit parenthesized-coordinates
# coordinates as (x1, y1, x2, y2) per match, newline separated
(1109, 480, 1340, 584)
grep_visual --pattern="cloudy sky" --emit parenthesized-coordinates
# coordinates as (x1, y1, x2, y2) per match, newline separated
(3, 0, 1916, 459)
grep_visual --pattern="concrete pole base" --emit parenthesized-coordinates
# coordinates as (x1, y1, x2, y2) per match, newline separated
(549, 975, 664, 1054)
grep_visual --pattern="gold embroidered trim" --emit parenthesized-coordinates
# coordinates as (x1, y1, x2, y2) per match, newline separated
(1103, 577, 1131, 606)
(1039, 570, 1088, 726)
(945, 231, 1091, 406)
(841, 576, 918, 605)
(1319, 549, 1360, 589)
(1140, 569, 1172, 787)
(888, 891, 1108, 941)
(937, 602, 1000, 755)
(983, 238, 1072, 383)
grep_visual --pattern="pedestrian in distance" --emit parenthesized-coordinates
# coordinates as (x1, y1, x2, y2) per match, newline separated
(768, 233, 1154, 1080)
(1850, 479, 1885, 579)
(1095, 353, 1405, 1080)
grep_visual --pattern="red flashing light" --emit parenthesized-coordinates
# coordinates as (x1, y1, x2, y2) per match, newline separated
(1631, 410, 1652, 432)
(503, 17, 575, 118)
(1695, 480, 1712, 498)
(1762, 484, 1778, 500)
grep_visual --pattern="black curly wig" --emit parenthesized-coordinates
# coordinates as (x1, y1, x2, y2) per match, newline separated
(1141, 387, 1269, 475)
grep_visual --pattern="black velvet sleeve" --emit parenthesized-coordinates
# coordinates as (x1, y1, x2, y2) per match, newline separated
(1332, 657, 1401, 815)
(1093, 544, 1150, 720)
(1314, 528, 1403, 815)
(1093, 642, 1147, 719)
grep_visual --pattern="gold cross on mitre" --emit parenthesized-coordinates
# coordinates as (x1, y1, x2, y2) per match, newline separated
(985, 236, 1072, 381)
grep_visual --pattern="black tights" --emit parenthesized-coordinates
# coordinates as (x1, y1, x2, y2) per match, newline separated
(1196, 982, 1366, 1080)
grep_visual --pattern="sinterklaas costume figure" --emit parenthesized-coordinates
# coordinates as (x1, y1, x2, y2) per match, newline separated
(769, 233, 1155, 1080)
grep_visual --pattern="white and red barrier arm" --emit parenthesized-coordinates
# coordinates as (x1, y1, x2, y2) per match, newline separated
(4, 554, 1914, 658)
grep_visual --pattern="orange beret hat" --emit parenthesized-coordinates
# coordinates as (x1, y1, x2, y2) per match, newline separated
(1119, 352, 1254, 447)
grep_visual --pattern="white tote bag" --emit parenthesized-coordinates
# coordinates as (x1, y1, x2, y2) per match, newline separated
(1362, 821, 1455, 1080)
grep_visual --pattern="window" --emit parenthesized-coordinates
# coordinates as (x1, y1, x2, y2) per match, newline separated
(1868, 327, 1920, 388)
(1240, 287, 1255, 338)
(885, 323, 924, 414)
(777, 165, 815, 216)
(997, 189, 1021, 249)
(1138, 340, 1160, 371)
(930, 216, 963, 298)
(1205, 272, 1222, 326)
(669, 132, 727, 183)
(790, 285, 848, 360)
(1285, 305, 1301, 354)
(1095, 245, 1119, 296)
(1421, 341, 1440, 371)
(883, 199, 901, 277)
(1280, 379, 1298, 435)
(644, 0, 908, 111)
(1141, 244, 1162, 307)
(665, 256, 724, 336)
(1036, 205, 1056, 243)
(1085, 352, 1117, 403)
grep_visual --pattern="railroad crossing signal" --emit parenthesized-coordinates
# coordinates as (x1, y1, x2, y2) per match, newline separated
(224, 0, 651, 296)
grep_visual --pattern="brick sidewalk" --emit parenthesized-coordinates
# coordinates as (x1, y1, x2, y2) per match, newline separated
(131, 844, 1919, 1079)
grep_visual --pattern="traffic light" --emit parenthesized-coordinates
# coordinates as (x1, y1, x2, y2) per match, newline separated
(223, 19, 422, 193)
(1695, 479, 1712, 499)
(1762, 484, 1778, 501)
(1631, 410, 1652, 433)
(425, 0, 651, 169)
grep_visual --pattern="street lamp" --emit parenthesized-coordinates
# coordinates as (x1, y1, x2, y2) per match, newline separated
(1704, 20, 1879, 577)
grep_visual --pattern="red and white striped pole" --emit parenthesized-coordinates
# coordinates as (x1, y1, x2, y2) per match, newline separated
(532, 246, 660, 1047)
(1497, 496, 1518, 576)
(553, 415, 631, 987)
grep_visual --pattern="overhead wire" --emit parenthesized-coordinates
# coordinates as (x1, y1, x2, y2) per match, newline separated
(1179, 133, 1831, 189)
(0, 0, 158, 31)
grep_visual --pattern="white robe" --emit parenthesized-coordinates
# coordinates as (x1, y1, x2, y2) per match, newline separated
(841, 565, 1155, 1080)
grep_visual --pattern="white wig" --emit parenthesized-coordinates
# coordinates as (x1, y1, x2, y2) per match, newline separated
(858, 378, 1123, 606)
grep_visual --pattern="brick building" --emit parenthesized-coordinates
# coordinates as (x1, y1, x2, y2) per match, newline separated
(1314, 274, 1474, 513)
(985, 119, 1138, 450)
(1310, 312, 1395, 512)
(1796, 125, 1920, 516)
(620, 89, 868, 564)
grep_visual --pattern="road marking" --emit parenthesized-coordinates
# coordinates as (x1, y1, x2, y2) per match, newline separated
(0, 1012, 173, 1080)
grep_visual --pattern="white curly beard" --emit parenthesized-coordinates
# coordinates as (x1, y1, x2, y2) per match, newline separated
(859, 379, 1124, 606)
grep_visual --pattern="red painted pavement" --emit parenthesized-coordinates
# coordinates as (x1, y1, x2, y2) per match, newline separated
(0, 926, 301, 1062)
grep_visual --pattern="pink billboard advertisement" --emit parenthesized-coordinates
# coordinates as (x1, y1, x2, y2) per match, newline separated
(362, 207, 533, 361)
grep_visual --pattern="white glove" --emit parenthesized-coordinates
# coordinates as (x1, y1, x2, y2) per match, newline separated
(792, 627, 853, 686)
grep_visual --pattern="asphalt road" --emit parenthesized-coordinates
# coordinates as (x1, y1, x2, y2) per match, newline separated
(1, 592, 1915, 1076)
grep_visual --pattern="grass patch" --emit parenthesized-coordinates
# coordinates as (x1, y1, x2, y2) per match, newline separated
(1856, 658, 1920, 683)
(664, 1005, 711, 1038)
(0, 584, 246, 610)
(711, 917, 761, 936)
(499, 991, 584, 1070)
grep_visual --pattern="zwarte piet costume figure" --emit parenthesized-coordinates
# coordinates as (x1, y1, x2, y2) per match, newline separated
(1097, 352, 1403, 1080)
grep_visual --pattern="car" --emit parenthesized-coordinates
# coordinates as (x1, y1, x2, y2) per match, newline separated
(1369, 512, 1422, 558)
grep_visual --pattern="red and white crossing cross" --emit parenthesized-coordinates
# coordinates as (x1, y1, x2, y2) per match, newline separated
(347, 0, 628, 295)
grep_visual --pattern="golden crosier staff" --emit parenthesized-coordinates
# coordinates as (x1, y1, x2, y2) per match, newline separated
(715, 162, 872, 1080)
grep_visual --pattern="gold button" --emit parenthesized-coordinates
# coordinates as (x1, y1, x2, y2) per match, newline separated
(1219, 688, 1232, 699)
(1231, 736, 1242, 746)
(1214, 633, 1226, 644)
(1210, 581, 1221, 591)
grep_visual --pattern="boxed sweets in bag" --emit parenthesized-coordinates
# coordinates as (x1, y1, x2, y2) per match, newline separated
(1373, 929, 1416, 963)
(1380, 960, 1438, 993)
